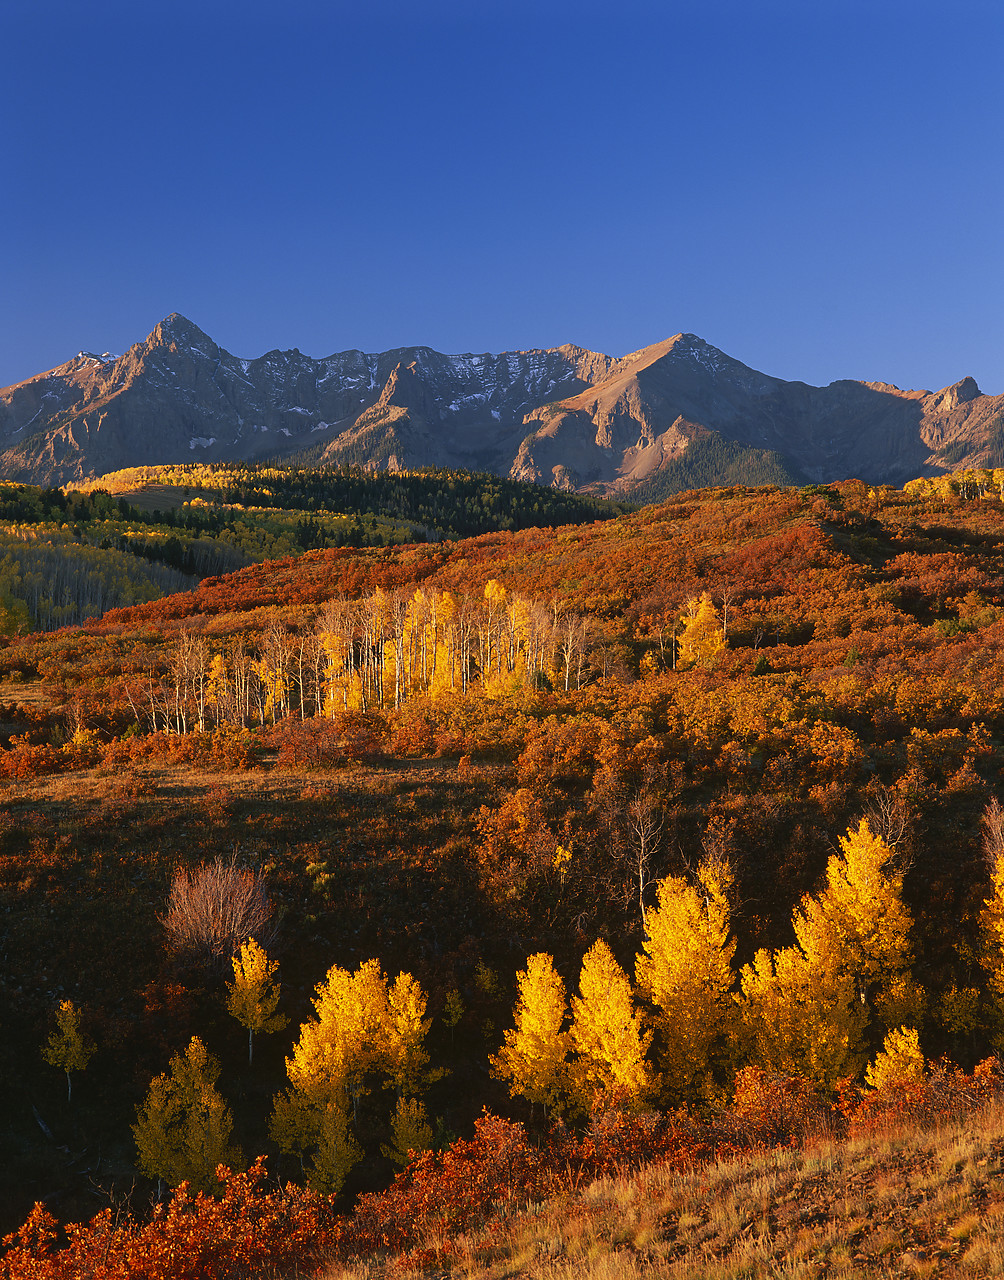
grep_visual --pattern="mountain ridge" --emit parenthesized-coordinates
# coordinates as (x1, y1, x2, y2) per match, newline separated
(2, 315, 1001, 493)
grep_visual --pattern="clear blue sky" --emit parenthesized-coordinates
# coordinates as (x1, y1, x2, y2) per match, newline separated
(4, 0, 1002, 393)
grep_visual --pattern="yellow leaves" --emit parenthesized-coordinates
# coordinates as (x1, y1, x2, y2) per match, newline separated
(42, 999, 94, 1076)
(740, 944, 862, 1087)
(271, 958, 437, 1192)
(635, 859, 736, 1102)
(387, 971, 441, 1096)
(132, 1037, 242, 1194)
(226, 938, 288, 1065)
(483, 578, 508, 607)
(381, 1096, 434, 1168)
(492, 952, 570, 1113)
(865, 1026, 925, 1090)
(677, 592, 725, 670)
(739, 819, 920, 1087)
(42, 999, 95, 1102)
(496, 942, 658, 1116)
(570, 940, 655, 1113)
(311, 1103, 363, 1196)
(980, 837, 1004, 1000)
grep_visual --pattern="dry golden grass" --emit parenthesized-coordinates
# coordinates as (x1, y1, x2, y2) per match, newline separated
(318, 1102, 1004, 1280)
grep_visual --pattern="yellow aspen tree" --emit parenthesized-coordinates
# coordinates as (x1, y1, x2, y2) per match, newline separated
(739, 819, 921, 1087)
(865, 1026, 925, 1090)
(386, 971, 440, 1097)
(429, 590, 460, 694)
(132, 1037, 242, 1194)
(569, 940, 656, 1114)
(310, 1102, 363, 1196)
(676, 592, 725, 669)
(491, 951, 570, 1114)
(226, 937, 288, 1066)
(269, 960, 383, 1193)
(797, 819, 921, 1032)
(205, 652, 229, 720)
(739, 943, 862, 1087)
(635, 857, 736, 1102)
(275, 959, 390, 1121)
(271, 958, 435, 1191)
(979, 799, 1004, 1046)
(381, 1096, 435, 1167)
(42, 999, 95, 1104)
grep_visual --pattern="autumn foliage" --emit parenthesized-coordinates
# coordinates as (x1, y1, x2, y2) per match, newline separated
(10, 479, 1004, 1261)
(0, 1159, 335, 1280)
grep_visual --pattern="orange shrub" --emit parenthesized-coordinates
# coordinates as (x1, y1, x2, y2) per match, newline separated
(260, 716, 345, 769)
(841, 1056, 1004, 1138)
(210, 725, 258, 770)
(342, 1109, 741, 1259)
(731, 1066, 832, 1146)
(0, 736, 67, 780)
(0, 1159, 335, 1280)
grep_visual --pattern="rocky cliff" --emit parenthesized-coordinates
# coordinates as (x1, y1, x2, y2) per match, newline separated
(1, 316, 1000, 491)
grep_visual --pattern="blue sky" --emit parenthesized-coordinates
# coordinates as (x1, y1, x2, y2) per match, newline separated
(4, 0, 1002, 393)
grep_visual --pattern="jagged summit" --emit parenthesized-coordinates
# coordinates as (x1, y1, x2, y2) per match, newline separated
(153, 312, 210, 340)
(0, 317, 1001, 493)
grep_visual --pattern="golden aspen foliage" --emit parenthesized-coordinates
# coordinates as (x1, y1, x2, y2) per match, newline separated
(739, 944, 862, 1088)
(309, 1101, 363, 1196)
(569, 940, 656, 1114)
(635, 857, 736, 1102)
(865, 1026, 925, 1090)
(381, 1096, 435, 1168)
(386, 971, 444, 1097)
(270, 958, 435, 1192)
(132, 1037, 242, 1194)
(41, 999, 95, 1104)
(279, 958, 391, 1118)
(226, 937, 288, 1066)
(979, 799, 1004, 1006)
(676, 592, 725, 669)
(491, 951, 570, 1114)
(739, 819, 921, 1087)
(484, 578, 508, 608)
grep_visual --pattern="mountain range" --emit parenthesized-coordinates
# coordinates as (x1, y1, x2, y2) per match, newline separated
(1, 314, 1001, 493)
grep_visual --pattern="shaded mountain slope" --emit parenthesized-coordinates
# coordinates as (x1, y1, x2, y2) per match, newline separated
(2, 316, 1001, 491)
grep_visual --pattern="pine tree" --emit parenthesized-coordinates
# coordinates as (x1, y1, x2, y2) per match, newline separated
(635, 857, 736, 1102)
(132, 1037, 242, 1194)
(569, 940, 655, 1113)
(491, 951, 570, 1114)
(41, 999, 95, 1104)
(226, 937, 288, 1065)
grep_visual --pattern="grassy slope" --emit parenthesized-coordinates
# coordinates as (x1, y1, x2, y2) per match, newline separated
(325, 1108, 1004, 1280)
(9, 480, 1004, 1243)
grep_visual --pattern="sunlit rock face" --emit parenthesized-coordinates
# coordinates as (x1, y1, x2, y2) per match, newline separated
(1, 316, 1000, 492)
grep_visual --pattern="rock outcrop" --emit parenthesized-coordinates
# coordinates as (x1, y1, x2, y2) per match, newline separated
(1, 316, 1000, 492)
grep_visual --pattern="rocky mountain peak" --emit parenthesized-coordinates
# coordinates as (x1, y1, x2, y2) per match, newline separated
(1, 318, 1001, 494)
(149, 313, 215, 352)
